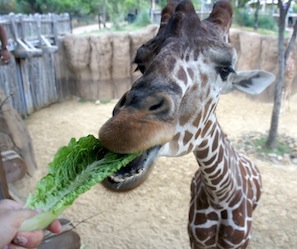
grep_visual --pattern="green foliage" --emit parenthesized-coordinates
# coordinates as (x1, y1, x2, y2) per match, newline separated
(0, 0, 17, 13)
(252, 136, 293, 156)
(106, 0, 149, 30)
(234, 8, 277, 31)
(20, 135, 142, 232)
(132, 9, 152, 27)
(234, 8, 254, 27)
(257, 14, 278, 31)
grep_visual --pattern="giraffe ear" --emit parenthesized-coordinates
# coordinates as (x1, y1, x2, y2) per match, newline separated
(225, 70, 275, 95)
(205, 0, 233, 31)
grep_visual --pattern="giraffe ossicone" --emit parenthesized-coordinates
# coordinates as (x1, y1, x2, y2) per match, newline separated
(99, 0, 275, 248)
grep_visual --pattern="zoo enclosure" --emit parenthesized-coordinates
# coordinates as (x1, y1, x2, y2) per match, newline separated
(0, 13, 71, 116)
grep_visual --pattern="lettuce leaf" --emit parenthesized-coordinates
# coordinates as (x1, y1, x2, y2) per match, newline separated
(19, 135, 142, 232)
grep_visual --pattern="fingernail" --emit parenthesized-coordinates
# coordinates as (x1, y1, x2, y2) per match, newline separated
(13, 235, 28, 246)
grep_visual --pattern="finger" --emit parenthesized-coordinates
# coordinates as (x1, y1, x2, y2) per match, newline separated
(13, 230, 43, 248)
(47, 220, 62, 234)
(6, 243, 28, 249)
(6, 243, 31, 249)
(13, 209, 39, 228)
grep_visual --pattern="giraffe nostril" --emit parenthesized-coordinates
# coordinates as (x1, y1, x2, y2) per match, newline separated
(146, 93, 173, 117)
(149, 99, 164, 111)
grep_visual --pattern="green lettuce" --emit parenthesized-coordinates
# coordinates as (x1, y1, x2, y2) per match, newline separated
(19, 135, 141, 232)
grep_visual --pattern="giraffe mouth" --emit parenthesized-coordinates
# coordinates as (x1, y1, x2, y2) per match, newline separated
(101, 146, 161, 191)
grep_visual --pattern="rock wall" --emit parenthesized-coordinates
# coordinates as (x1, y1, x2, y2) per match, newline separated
(61, 25, 159, 100)
(0, 90, 37, 182)
(60, 26, 297, 102)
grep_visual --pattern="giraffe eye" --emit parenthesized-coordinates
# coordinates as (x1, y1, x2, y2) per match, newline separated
(217, 66, 235, 81)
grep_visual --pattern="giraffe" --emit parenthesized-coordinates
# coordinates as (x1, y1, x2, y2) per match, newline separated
(99, 1, 275, 248)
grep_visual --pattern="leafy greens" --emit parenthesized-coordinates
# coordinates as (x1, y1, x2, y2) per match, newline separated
(19, 135, 142, 232)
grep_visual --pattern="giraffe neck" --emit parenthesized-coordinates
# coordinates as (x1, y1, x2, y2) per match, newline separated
(188, 119, 262, 248)
(194, 120, 243, 207)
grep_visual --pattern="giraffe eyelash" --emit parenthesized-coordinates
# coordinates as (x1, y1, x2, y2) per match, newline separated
(217, 66, 235, 81)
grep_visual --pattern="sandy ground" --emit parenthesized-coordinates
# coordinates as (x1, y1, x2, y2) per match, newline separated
(13, 93, 297, 249)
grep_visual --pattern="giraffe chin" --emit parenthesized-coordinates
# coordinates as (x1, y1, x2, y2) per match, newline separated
(101, 146, 161, 192)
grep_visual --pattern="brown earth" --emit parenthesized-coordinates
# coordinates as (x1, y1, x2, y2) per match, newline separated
(12, 93, 297, 249)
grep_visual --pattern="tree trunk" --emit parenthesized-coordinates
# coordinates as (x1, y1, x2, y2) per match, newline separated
(266, 0, 296, 149)
(254, 0, 260, 30)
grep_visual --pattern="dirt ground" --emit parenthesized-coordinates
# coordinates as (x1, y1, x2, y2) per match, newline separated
(13, 93, 297, 249)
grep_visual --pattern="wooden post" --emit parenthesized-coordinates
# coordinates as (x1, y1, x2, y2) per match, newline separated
(0, 152, 11, 200)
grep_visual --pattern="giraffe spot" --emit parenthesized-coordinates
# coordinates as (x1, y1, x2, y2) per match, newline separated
(202, 99, 214, 123)
(228, 193, 242, 208)
(200, 139, 208, 147)
(167, 57, 176, 72)
(194, 212, 207, 225)
(212, 130, 219, 152)
(208, 211, 219, 220)
(217, 145, 224, 163)
(180, 111, 192, 127)
(183, 131, 193, 146)
(194, 128, 202, 140)
(201, 120, 213, 138)
(232, 206, 247, 227)
(169, 132, 181, 154)
(185, 54, 190, 61)
(177, 67, 188, 85)
(188, 143, 194, 152)
(200, 73, 209, 87)
(192, 113, 202, 128)
(196, 147, 209, 159)
(193, 49, 199, 61)
(219, 225, 246, 245)
(195, 225, 217, 243)
(221, 210, 228, 219)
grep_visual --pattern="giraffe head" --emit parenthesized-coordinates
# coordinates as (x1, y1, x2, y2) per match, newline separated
(99, 0, 274, 190)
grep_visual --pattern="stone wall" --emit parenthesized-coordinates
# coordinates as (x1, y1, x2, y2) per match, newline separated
(60, 25, 159, 100)
(59, 26, 297, 102)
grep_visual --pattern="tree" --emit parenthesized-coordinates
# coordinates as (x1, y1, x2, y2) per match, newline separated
(0, 0, 17, 13)
(253, 0, 260, 30)
(266, 0, 297, 149)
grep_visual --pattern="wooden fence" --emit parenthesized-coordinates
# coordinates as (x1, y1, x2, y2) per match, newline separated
(0, 13, 71, 116)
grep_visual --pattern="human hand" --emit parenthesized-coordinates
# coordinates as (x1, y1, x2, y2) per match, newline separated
(0, 49, 11, 64)
(0, 199, 62, 249)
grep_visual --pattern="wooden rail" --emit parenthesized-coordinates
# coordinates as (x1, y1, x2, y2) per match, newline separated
(0, 13, 71, 116)
(0, 13, 71, 56)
